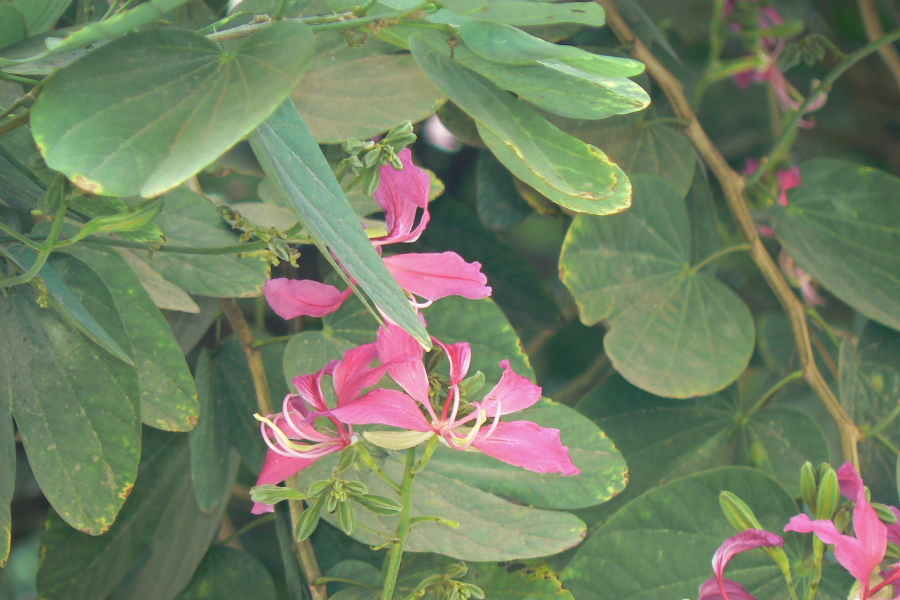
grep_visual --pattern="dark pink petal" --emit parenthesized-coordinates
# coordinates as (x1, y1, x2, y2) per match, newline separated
(377, 324, 430, 403)
(732, 70, 756, 89)
(329, 389, 433, 432)
(471, 421, 580, 475)
(759, 7, 783, 28)
(433, 338, 472, 386)
(698, 578, 758, 600)
(251, 450, 321, 514)
(836, 462, 865, 500)
(265, 278, 352, 319)
(292, 369, 330, 412)
(479, 359, 542, 416)
(372, 148, 431, 245)
(712, 530, 785, 584)
(382, 252, 491, 301)
(776, 167, 801, 206)
(332, 343, 388, 406)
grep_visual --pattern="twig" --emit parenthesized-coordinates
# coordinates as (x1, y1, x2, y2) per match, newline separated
(0, 110, 29, 137)
(220, 299, 328, 600)
(594, 0, 861, 469)
(858, 0, 900, 93)
(552, 352, 611, 406)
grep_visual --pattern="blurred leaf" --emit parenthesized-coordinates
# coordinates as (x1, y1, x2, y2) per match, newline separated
(411, 34, 632, 216)
(326, 559, 383, 591)
(139, 188, 271, 298)
(115, 248, 200, 314)
(36, 429, 238, 600)
(450, 1, 605, 27)
(250, 100, 430, 347)
(10, 0, 73, 34)
(436, 101, 485, 148)
(575, 374, 829, 525)
(559, 175, 754, 397)
(560, 468, 803, 600)
(275, 503, 306, 600)
(0, 6, 26, 50)
(475, 149, 532, 230)
(774, 159, 900, 331)
(189, 349, 231, 513)
(0, 355, 12, 567)
(293, 32, 445, 143)
(31, 21, 315, 197)
(174, 546, 276, 600)
(684, 167, 720, 271)
(0, 271, 140, 535)
(64, 245, 200, 432)
(164, 296, 221, 355)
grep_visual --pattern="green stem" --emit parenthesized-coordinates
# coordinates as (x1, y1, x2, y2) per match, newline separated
(409, 515, 458, 528)
(381, 449, 416, 600)
(745, 370, 804, 416)
(874, 432, 900, 456)
(0, 186, 67, 289)
(0, 72, 40, 86)
(357, 445, 402, 494)
(218, 514, 276, 546)
(805, 538, 826, 600)
(747, 28, 900, 187)
(313, 577, 379, 590)
(805, 308, 841, 350)
(273, 0, 289, 20)
(251, 335, 294, 349)
(0, 223, 42, 250)
(0, 110, 29, 137)
(690, 243, 753, 273)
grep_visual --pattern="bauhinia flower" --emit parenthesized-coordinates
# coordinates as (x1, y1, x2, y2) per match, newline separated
(328, 324, 580, 476)
(837, 462, 900, 548)
(698, 529, 786, 600)
(264, 147, 490, 319)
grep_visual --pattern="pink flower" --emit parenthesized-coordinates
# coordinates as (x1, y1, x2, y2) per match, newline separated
(698, 530, 786, 600)
(776, 166, 801, 207)
(779, 250, 825, 306)
(382, 252, 491, 305)
(370, 148, 431, 246)
(837, 463, 900, 547)
(785, 481, 887, 597)
(265, 279, 353, 320)
(329, 328, 579, 476)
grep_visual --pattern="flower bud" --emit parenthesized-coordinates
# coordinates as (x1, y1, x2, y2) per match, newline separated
(872, 503, 899, 524)
(353, 494, 402, 515)
(815, 466, 840, 520)
(325, 492, 339, 513)
(249, 483, 305, 506)
(363, 430, 435, 450)
(800, 461, 818, 512)
(342, 480, 368, 497)
(446, 563, 468, 579)
(76, 198, 163, 240)
(295, 494, 326, 542)
(720, 491, 764, 532)
(338, 500, 357, 535)
(459, 371, 485, 398)
(305, 479, 332, 499)
(886, 542, 900, 561)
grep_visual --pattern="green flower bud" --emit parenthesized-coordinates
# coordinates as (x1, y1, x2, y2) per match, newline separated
(815, 466, 840, 520)
(294, 494, 326, 542)
(872, 503, 898, 524)
(335, 445, 361, 475)
(249, 484, 305, 506)
(305, 479, 332, 499)
(720, 491, 764, 532)
(325, 491, 339, 513)
(75, 198, 163, 241)
(338, 500, 357, 535)
(363, 430, 435, 450)
(459, 371, 486, 398)
(800, 461, 818, 512)
(353, 494, 402, 515)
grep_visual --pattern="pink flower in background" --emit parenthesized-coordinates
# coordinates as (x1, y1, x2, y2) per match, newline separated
(837, 463, 900, 546)
(778, 251, 825, 306)
(698, 529, 786, 600)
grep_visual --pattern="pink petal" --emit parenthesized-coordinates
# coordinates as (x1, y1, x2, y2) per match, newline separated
(479, 359, 542, 416)
(743, 158, 761, 176)
(852, 486, 888, 579)
(382, 252, 491, 301)
(332, 343, 389, 406)
(759, 7, 783, 27)
(372, 148, 431, 246)
(251, 450, 321, 514)
(329, 389, 433, 432)
(733, 70, 756, 89)
(433, 338, 472, 386)
(471, 420, 580, 475)
(292, 369, 330, 412)
(377, 324, 430, 403)
(712, 530, 785, 582)
(698, 578, 759, 600)
(887, 508, 900, 546)
(265, 278, 352, 319)
(776, 167, 801, 206)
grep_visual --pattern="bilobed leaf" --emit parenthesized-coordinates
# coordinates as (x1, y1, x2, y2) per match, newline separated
(773, 159, 900, 331)
(249, 100, 430, 347)
(411, 34, 632, 216)
(36, 429, 238, 600)
(559, 175, 754, 397)
(293, 32, 446, 143)
(475, 149, 532, 230)
(174, 546, 276, 600)
(139, 187, 270, 298)
(560, 468, 802, 600)
(189, 349, 231, 513)
(0, 271, 140, 535)
(63, 245, 200, 432)
(31, 20, 315, 197)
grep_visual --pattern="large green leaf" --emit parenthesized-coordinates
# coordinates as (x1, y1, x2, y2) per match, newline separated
(442, 0, 605, 27)
(410, 34, 632, 216)
(773, 159, 900, 331)
(249, 100, 430, 347)
(174, 546, 276, 600)
(189, 349, 231, 513)
(9, 0, 71, 34)
(63, 245, 199, 432)
(560, 468, 802, 600)
(31, 21, 315, 197)
(575, 374, 829, 525)
(293, 32, 445, 143)
(0, 268, 140, 535)
(36, 429, 238, 600)
(0, 6, 25, 50)
(139, 187, 271, 298)
(559, 175, 754, 397)
(475, 149, 532, 230)
(295, 454, 587, 561)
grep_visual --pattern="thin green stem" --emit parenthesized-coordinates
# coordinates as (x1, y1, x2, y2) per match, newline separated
(873, 432, 900, 456)
(745, 370, 804, 416)
(0, 223, 41, 250)
(691, 244, 753, 273)
(747, 28, 900, 187)
(314, 577, 379, 590)
(409, 515, 459, 528)
(804, 538, 826, 600)
(381, 448, 416, 600)
(357, 445, 402, 494)
(0, 188, 67, 289)
(0, 72, 39, 86)
(251, 335, 294, 349)
(273, 0, 289, 20)
(218, 514, 276, 546)
(805, 308, 841, 349)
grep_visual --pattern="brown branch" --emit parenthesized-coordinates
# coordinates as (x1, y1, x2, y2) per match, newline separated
(858, 0, 900, 94)
(221, 299, 328, 600)
(594, 0, 860, 468)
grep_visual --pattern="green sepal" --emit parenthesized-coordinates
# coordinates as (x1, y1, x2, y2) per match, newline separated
(294, 494, 326, 542)
(249, 484, 306, 506)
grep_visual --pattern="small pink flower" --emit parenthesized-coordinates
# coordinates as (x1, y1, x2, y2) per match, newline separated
(779, 251, 825, 306)
(698, 529, 786, 600)
(371, 148, 431, 247)
(837, 463, 900, 547)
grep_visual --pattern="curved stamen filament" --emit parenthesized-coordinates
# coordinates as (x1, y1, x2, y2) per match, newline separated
(409, 297, 433, 309)
(482, 398, 501, 440)
(447, 409, 486, 450)
(255, 413, 333, 455)
(446, 386, 461, 430)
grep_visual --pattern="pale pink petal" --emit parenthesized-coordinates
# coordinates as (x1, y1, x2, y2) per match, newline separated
(698, 578, 758, 600)
(433, 338, 472, 386)
(251, 450, 321, 514)
(712, 530, 785, 583)
(372, 148, 431, 246)
(377, 324, 430, 403)
(332, 343, 387, 405)
(329, 389, 433, 432)
(265, 278, 352, 319)
(471, 421, 579, 475)
(479, 359, 542, 416)
(382, 252, 492, 301)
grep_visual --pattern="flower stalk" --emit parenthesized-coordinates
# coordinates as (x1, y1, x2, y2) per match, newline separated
(381, 448, 417, 600)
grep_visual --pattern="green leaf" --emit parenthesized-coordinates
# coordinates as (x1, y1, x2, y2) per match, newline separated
(451, 1, 605, 27)
(36, 429, 238, 600)
(189, 349, 232, 513)
(0, 349, 12, 567)
(475, 149, 532, 230)
(560, 467, 803, 600)
(0, 6, 26, 50)
(115, 248, 201, 314)
(548, 112, 698, 198)
(31, 21, 315, 197)
(138, 187, 271, 298)
(62, 245, 200, 432)
(249, 100, 430, 347)
(773, 158, 900, 331)
(684, 168, 720, 271)
(410, 34, 632, 216)
(293, 32, 446, 143)
(326, 559, 383, 591)
(575, 374, 829, 525)
(9, 0, 71, 34)
(0, 271, 140, 535)
(559, 175, 754, 397)
(174, 546, 276, 600)
(294, 454, 587, 561)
